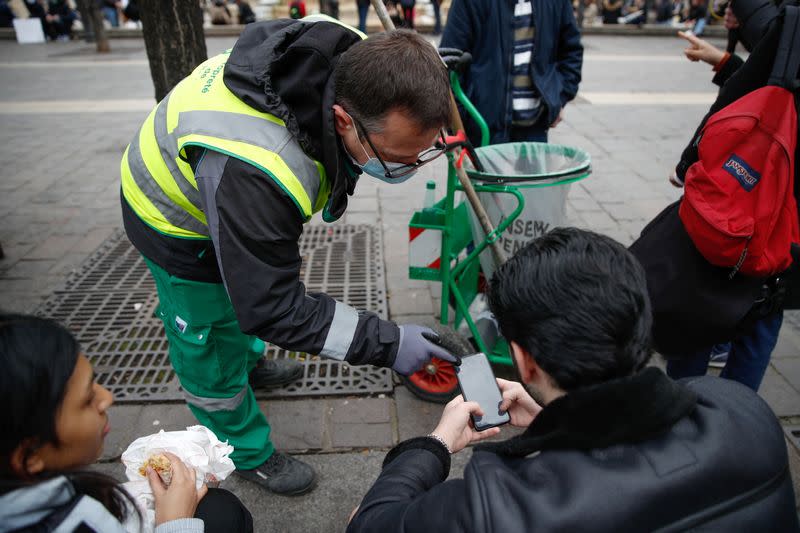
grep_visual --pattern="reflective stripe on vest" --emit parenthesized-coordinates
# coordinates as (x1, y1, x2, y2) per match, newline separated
(174, 111, 325, 218)
(121, 49, 330, 237)
(121, 104, 209, 238)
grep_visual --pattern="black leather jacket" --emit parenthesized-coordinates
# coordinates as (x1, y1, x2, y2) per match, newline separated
(348, 370, 799, 532)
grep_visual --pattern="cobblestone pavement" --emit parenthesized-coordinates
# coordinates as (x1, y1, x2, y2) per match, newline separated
(0, 34, 798, 530)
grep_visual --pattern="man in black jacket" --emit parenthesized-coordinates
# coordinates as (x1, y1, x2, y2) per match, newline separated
(349, 228, 799, 532)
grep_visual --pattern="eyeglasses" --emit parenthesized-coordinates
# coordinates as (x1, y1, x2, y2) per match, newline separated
(353, 118, 448, 180)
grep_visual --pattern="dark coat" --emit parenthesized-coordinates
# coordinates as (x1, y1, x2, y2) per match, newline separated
(348, 369, 799, 532)
(712, 52, 745, 87)
(629, 201, 769, 354)
(440, 0, 583, 145)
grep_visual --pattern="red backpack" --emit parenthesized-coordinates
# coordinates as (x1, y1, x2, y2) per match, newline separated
(679, 5, 800, 278)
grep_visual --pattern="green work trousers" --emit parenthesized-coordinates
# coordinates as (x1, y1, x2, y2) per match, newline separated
(145, 258, 274, 469)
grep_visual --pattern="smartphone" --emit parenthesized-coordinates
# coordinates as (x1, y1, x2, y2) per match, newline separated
(455, 353, 510, 431)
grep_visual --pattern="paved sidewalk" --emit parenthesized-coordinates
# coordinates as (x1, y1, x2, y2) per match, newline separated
(0, 34, 798, 530)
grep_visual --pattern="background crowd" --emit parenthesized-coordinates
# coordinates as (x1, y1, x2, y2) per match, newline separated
(0, 0, 141, 39)
(0, 0, 733, 40)
(582, 0, 717, 32)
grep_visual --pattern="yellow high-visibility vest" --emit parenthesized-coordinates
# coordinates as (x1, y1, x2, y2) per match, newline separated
(120, 49, 331, 239)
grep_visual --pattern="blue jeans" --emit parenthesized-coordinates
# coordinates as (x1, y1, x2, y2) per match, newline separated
(102, 6, 118, 27)
(666, 312, 783, 391)
(692, 17, 707, 36)
(357, 3, 368, 32)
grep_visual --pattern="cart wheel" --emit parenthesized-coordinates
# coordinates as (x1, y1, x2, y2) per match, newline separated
(401, 357, 459, 403)
(398, 321, 472, 404)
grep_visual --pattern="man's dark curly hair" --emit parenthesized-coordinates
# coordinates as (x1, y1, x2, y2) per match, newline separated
(488, 228, 653, 391)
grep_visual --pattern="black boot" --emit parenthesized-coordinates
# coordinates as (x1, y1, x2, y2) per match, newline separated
(248, 358, 303, 389)
(235, 452, 317, 495)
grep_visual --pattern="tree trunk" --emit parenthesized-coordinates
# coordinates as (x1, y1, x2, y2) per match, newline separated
(86, 0, 110, 52)
(74, 0, 95, 42)
(139, 0, 208, 102)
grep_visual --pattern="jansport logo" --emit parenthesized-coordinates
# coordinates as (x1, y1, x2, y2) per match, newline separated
(723, 154, 761, 192)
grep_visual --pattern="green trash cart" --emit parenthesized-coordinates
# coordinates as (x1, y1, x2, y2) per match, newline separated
(402, 73, 592, 403)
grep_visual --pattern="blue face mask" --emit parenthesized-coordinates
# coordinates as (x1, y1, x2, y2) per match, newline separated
(344, 113, 418, 184)
(356, 157, 417, 184)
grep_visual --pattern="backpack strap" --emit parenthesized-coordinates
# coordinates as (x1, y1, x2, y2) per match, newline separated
(769, 4, 800, 90)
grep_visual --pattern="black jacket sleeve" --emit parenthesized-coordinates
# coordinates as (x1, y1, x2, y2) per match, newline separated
(196, 152, 399, 367)
(711, 53, 745, 87)
(439, 0, 476, 53)
(556, 0, 584, 107)
(347, 439, 475, 533)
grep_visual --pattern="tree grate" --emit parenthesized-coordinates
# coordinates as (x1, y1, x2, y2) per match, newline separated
(61, 236, 155, 293)
(36, 225, 391, 402)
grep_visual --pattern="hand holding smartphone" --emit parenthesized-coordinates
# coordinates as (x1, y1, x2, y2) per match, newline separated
(456, 353, 510, 431)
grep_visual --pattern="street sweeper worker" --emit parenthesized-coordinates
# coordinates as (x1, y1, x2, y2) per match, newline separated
(120, 16, 456, 496)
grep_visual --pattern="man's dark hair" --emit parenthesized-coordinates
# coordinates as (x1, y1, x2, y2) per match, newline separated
(488, 228, 652, 391)
(333, 29, 451, 133)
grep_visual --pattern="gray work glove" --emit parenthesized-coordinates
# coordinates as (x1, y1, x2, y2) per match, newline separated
(392, 324, 460, 375)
